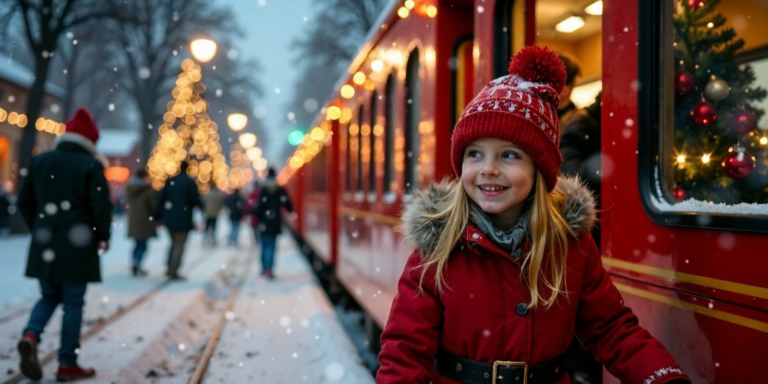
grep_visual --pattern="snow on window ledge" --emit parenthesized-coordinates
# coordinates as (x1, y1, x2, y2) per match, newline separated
(650, 168, 768, 216)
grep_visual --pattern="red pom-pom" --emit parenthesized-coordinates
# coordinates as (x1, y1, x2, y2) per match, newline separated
(508, 45, 567, 93)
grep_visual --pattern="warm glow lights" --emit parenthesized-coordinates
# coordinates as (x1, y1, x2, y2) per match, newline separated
(227, 113, 248, 131)
(340, 84, 356, 99)
(310, 127, 325, 141)
(426, 5, 437, 18)
(555, 16, 585, 33)
(246, 147, 262, 161)
(404, 0, 415, 9)
(761, 137, 768, 145)
(702, 154, 711, 164)
(190, 39, 217, 63)
(105, 167, 131, 183)
(353, 72, 366, 85)
(238, 133, 257, 149)
(677, 154, 686, 164)
(584, 1, 603, 15)
(397, 7, 410, 18)
(371, 59, 384, 72)
(327, 106, 342, 120)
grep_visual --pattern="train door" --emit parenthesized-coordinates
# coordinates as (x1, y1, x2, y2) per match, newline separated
(498, 0, 605, 382)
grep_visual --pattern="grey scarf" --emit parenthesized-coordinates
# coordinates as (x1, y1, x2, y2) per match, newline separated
(469, 201, 530, 259)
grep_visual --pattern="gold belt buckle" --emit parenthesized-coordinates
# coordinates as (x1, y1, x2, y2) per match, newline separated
(492, 360, 528, 384)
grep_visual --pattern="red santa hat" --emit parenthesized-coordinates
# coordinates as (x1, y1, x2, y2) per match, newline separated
(450, 45, 567, 191)
(65, 108, 100, 144)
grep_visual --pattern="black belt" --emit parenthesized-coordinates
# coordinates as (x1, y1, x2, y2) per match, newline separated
(435, 350, 566, 384)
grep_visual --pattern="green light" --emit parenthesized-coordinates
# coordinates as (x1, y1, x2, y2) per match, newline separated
(287, 130, 304, 146)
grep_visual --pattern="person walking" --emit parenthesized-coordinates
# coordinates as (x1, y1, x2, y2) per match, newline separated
(201, 183, 225, 246)
(15, 108, 113, 382)
(153, 161, 203, 280)
(0, 187, 10, 237)
(244, 181, 261, 247)
(126, 168, 157, 276)
(376, 46, 690, 384)
(252, 168, 293, 279)
(225, 189, 245, 247)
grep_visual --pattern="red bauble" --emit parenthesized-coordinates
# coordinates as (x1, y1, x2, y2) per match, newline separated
(672, 186, 687, 201)
(728, 108, 758, 135)
(722, 147, 756, 178)
(674, 71, 695, 94)
(688, 0, 706, 10)
(691, 100, 717, 125)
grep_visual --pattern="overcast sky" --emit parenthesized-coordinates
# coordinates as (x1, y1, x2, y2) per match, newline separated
(217, 0, 316, 164)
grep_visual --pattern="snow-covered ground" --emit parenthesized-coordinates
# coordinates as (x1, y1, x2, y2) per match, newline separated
(0, 217, 374, 384)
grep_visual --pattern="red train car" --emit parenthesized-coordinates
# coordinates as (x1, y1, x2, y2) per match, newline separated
(281, 0, 768, 383)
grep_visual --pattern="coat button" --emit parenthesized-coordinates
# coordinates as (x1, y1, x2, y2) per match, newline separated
(470, 242, 478, 248)
(516, 303, 529, 316)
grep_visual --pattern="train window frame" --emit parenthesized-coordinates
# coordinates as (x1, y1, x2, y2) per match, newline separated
(404, 48, 421, 195)
(494, 0, 513, 78)
(638, 0, 768, 233)
(369, 90, 378, 202)
(383, 73, 397, 202)
(451, 34, 474, 130)
(356, 104, 365, 201)
(344, 122, 352, 197)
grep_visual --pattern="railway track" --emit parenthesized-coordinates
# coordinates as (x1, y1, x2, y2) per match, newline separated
(187, 252, 255, 384)
(1, 246, 235, 384)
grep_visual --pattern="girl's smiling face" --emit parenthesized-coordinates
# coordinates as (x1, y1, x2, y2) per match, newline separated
(461, 138, 536, 229)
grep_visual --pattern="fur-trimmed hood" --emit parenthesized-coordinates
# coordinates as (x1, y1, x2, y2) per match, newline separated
(54, 133, 110, 168)
(400, 175, 596, 254)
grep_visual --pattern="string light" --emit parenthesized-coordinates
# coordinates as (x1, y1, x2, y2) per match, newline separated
(701, 153, 711, 164)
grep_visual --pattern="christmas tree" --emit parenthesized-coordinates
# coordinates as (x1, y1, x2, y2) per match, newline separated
(673, 0, 768, 204)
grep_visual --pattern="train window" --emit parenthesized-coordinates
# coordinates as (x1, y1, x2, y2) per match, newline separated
(384, 73, 396, 196)
(369, 90, 378, 198)
(404, 48, 421, 194)
(451, 35, 474, 129)
(639, 0, 768, 232)
(344, 123, 352, 194)
(494, 0, 513, 78)
(356, 104, 364, 194)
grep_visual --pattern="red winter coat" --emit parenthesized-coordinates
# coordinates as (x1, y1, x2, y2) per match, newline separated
(377, 176, 689, 384)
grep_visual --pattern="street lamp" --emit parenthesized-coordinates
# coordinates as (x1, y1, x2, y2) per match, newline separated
(238, 132, 257, 149)
(190, 38, 217, 63)
(227, 113, 248, 131)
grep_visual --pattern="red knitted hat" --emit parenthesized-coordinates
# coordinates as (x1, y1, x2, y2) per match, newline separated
(451, 45, 567, 191)
(65, 108, 100, 144)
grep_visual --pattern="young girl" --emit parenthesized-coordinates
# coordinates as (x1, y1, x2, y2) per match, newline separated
(376, 46, 690, 384)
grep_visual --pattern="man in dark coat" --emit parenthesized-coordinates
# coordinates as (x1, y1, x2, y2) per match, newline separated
(252, 167, 293, 279)
(153, 161, 202, 280)
(16, 108, 112, 382)
(225, 189, 245, 246)
(557, 54, 582, 130)
(126, 167, 157, 276)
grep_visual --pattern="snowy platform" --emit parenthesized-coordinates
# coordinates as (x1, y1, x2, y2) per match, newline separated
(0, 218, 373, 384)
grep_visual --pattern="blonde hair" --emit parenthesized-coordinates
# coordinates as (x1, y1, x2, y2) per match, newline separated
(417, 171, 573, 309)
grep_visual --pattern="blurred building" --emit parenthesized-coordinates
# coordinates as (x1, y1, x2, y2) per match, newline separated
(0, 53, 65, 189)
(96, 129, 141, 209)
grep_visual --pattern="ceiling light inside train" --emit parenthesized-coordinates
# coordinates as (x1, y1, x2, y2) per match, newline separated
(353, 72, 366, 85)
(397, 7, 409, 18)
(340, 85, 355, 99)
(371, 59, 384, 72)
(585, 1, 602, 15)
(404, 0, 415, 10)
(427, 5, 437, 18)
(556, 16, 585, 33)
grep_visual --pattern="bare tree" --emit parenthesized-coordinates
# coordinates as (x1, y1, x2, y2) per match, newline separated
(100, 0, 249, 164)
(0, 0, 124, 171)
(284, 0, 387, 156)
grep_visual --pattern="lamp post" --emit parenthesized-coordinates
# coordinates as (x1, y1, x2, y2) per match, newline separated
(227, 113, 248, 131)
(190, 38, 217, 63)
